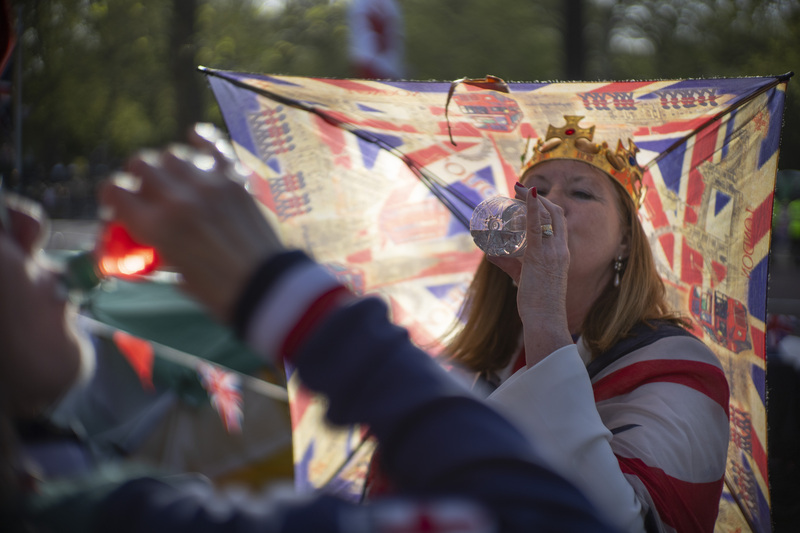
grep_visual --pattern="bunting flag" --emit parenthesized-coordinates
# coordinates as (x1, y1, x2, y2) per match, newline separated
(198, 361, 244, 434)
(109, 320, 246, 434)
(112, 329, 155, 391)
(204, 68, 789, 527)
(77, 314, 292, 486)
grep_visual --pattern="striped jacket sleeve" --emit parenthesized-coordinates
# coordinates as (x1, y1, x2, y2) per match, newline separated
(592, 333, 729, 532)
(487, 328, 729, 533)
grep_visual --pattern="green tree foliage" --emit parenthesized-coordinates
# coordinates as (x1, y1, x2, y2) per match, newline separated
(400, 0, 563, 81)
(196, 0, 348, 77)
(17, 0, 174, 170)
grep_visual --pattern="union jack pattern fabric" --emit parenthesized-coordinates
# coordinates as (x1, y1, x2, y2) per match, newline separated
(205, 69, 788, 529)
(197, 361, 244, 434)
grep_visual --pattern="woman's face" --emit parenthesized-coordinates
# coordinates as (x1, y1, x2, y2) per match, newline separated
(522, 159, 629, 296)
(0, 196, 89, 415)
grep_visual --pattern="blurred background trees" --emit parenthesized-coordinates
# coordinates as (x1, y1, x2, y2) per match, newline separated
(5, 0, 799, 208)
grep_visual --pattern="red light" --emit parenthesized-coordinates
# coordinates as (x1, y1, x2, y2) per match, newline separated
(96, 221, 160, 280)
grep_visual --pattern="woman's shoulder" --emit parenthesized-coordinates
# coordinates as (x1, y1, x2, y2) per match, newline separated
(587, 320, 718, 379)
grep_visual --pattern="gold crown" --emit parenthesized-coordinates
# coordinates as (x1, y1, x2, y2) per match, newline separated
(521, 115, 644, 206)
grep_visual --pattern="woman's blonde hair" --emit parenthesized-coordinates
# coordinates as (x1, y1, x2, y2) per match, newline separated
(446, 179, 687, 373)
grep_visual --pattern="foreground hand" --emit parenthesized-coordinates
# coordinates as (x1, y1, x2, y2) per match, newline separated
(99, 124, 285, 323)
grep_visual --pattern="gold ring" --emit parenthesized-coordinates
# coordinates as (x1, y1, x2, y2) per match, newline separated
(541, 224, 554, 237)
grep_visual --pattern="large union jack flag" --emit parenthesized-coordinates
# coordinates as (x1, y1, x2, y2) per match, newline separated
(204, 68, 789, 531)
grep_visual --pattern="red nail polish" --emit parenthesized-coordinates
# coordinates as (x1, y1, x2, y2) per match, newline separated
(530, 186, 537, 198)
(514, 181, 526, 189)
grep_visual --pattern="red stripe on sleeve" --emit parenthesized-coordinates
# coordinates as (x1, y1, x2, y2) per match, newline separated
(593, 359, 730, 415)
(617, 455, 724, 533)
(281, 285, 354, 361)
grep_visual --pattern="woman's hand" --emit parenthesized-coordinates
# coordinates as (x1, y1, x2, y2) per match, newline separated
(489, 183, 573, 366)
(99, 123, 285, 324)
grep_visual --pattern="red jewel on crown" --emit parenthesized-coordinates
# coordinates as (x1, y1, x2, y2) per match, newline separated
(565, 128, 575, 135)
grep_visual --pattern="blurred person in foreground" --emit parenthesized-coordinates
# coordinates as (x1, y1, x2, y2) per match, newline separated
(0, 125, 618, 533)
(442, 116, 730, 533)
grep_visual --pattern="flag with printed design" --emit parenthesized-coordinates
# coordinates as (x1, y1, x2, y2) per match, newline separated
(204, 68, 788, 527)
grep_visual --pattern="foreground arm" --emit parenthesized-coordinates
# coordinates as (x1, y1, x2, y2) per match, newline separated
(90, 254, 615, 533)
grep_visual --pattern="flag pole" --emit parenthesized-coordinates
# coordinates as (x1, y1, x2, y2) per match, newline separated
(13, 5, 21, 192)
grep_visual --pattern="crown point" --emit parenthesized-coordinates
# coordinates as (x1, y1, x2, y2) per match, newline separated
(520, 115, 644, 207)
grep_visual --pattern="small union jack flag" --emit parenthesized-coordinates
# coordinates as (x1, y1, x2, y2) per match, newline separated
(197, 362, 243, 434)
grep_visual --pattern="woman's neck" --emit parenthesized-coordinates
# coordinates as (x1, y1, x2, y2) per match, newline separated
(565, 272, 612, 335)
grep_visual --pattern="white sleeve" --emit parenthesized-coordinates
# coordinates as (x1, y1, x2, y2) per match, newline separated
(243, 262, 342, 363)
(486, 345, 647, 533)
